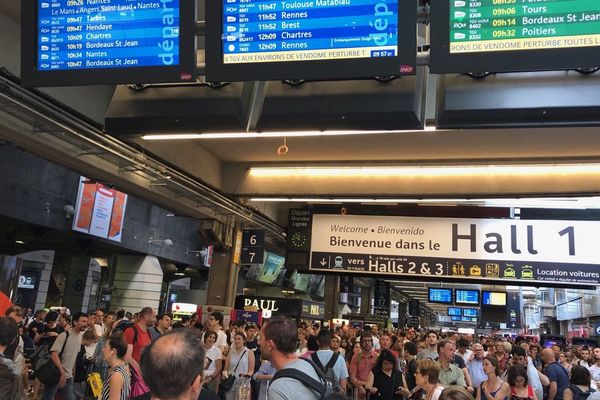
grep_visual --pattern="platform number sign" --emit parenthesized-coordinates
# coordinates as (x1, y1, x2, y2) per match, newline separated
(242, 230, 265, 265)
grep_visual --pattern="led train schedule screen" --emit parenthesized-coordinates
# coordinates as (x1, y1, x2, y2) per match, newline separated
(21, 0, 196, 86)
(205, 0, 416, 81)
(450, 0, 600, 54)
(223, 0, 398, 63)
(429, 0, 600, 73)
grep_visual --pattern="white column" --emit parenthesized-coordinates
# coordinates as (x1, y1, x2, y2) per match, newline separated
(110, 255, 163, 312)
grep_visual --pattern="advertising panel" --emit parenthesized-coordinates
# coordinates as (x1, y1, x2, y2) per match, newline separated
(73, 177, 128, 242)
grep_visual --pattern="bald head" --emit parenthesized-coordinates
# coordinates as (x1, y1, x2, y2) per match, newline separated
(541, 348, 557, 363)
(141, 329, 205, 399)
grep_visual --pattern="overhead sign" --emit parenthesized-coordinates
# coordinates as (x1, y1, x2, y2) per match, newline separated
(373, 281, 390, 317)
(507, 291, 522, 330)
(305, 213, 600, 286)
(340, 275, 353, 293)
(22, 0, 197, 86)
(407, 315, 420, 328)
(220, 0, 399, 65)
(241, 229, 265, 264)
(408, 299, 419, 316)
(448, 1, 600, 55)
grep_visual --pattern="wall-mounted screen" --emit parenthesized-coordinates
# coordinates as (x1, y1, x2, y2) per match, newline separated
(430, 0, 600, 73)
(462, 316, 477, 322)
(205, 0, 417, 81)
(451, 316, 461, 321)
(73, 177, 128, 242)
(21, 0, 197, 86)
(455, 289, 480, 305)
(256, 252, 286, 284)
(463, 308, 478, 317)
(448, 307, 462, 316)
(428, 288, 453, 304)
(482, 291, 507, 306)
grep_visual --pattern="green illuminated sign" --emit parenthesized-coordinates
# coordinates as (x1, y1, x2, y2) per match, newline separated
(449, 0, 600, 53)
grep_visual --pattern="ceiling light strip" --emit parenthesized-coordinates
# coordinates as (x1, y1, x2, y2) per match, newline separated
(248, 164, 600, 178)
(141, 126, 438, 140)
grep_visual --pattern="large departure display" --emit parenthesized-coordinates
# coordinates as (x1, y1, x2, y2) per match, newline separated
(450, 0, 600, 54)
(205, 0, 416, 81)
(21, 0, 196, 86)
(430, 0, 600, 73)
(222, 0, 398, 64)
(37, 0, 182, 71)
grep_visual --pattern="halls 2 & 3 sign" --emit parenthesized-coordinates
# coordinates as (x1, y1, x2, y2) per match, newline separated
(301, 213, 600, 286)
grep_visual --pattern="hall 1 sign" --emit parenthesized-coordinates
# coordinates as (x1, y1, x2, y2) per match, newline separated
(307, 214, 600, 287)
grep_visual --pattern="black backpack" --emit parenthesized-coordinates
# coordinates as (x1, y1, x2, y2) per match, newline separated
(570, 384, 596, 400)
(310, 352, 342, 392)
(272, 357, 339, 400)
(113, 320, 135, 334)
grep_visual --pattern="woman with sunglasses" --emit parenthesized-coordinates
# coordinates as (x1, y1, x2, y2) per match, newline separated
(331, 335, 345, 356)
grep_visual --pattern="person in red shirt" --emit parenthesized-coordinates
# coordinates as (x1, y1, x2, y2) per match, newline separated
(124, 307, 155, 371)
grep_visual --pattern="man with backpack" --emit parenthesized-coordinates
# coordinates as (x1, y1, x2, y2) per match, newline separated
(311, 329, 348, 392)
(259, 315, 329, 400)
(124, 307, 155, 371)
(41, 312, 89, 400)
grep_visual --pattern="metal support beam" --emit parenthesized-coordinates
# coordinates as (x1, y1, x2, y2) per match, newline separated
(241, 81, 268, 132)
(0, 73, 285, 242)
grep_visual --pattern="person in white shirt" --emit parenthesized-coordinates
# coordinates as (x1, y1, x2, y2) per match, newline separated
(579, 347, 593, 370)
(456, 338, 473, 365)
(202, 330, 223, 393)
(589, 348, 600, 384)
(204, 312, 229, 353)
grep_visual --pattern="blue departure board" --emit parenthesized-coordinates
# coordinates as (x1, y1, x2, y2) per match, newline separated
(455, 289, 480, 305)
(448, 307, 462, 316)
(428, 288, 452, 304)
(221, 0, 398, 64)
(462, 308, 478, 317)
(36, 0, 181, 71)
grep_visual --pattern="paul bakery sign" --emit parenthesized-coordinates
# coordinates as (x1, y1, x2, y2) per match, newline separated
(308, 214, 600, 286)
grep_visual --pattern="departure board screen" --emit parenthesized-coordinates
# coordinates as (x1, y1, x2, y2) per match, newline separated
(37, 0, 182, 71)
(455, 289, 480, 305)
(463, 308, 478, 317)
(21, 0, 196, 86)
(449, 0, 600, 54)
(429, 0, 600, 73)
(448, 307, 462, 316)
(222, 0, 398, 64)
(428, 288, 453, 304)
(205, 0, 416, 81)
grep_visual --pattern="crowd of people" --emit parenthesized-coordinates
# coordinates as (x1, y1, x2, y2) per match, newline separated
(1, 304, 600, 400)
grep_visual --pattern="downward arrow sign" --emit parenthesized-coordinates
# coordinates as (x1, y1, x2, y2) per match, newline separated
(320, 258, 327, 266)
